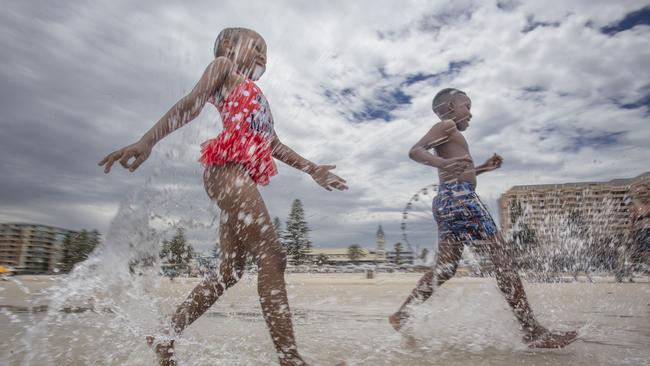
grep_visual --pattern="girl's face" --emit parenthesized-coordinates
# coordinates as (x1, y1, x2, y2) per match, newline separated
(233, 34, 267, 81)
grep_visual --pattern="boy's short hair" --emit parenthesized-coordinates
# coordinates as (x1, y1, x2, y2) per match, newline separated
(213, 27, 258, 57)
(432, 88, 467, 117)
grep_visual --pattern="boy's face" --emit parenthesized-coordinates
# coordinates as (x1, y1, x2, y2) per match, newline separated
(449, 94, 472, 131)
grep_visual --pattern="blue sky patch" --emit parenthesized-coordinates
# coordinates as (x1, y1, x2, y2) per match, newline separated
(601, 6, 650, 34)
(567, 131, 626, 152)
(522, 16, 560, 33)
(496, 0, 520, 12)
(562, 128, 625, 152)
(402, 60, 475, 87)
(323, 84, 412, 122)
(325, 60, 478, 122)
(523, 86, 545, 93)
(351, 88, 412, 122)
(619, 92, 650, 113)
(536, 126, 626, 152)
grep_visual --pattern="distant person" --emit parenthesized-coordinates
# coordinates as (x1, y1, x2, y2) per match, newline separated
(572, 269, 593, 283)
(618, 182, 650, 282)
(99, 28, 347, 366)
(389, 88, 577, 348)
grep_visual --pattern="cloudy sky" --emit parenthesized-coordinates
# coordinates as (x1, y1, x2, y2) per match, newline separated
(1, 0, 649, 253)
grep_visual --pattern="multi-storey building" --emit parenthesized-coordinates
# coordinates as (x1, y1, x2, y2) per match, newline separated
(385, 247, 416, 265)
(305, 246, 415, 266)
(0, 223, 77, 274)
(498, 172, 650, 243)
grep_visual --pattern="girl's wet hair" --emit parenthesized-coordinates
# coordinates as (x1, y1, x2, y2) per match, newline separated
(213, 27, 258, 57)
(432, 88, 467, 117)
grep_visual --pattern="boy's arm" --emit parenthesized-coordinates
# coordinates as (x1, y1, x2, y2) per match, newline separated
(475, 153, 503, 175)
(270, 135, 348, 191)
(409, 120, 472, 178)
(98, 57, 233, 173)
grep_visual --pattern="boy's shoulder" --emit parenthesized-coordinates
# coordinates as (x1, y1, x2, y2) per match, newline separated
(433, 119, 458, 136)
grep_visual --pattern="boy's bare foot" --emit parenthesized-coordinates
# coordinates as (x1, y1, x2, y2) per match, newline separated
(525, 329, 578, 349)
(146, 335, 176, 366)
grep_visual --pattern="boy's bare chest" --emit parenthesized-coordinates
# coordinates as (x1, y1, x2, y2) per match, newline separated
(437, 132, 471, 159)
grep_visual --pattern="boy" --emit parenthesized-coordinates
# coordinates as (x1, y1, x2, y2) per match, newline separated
(388, 88, 577, 348)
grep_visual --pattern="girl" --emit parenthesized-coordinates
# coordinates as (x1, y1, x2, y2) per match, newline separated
(99, 27, 347, 366)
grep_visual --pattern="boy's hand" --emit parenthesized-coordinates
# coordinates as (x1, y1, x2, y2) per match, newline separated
(440, 155, 473, 179)
(98, 140, 152, 173)
(310, 165, 348, 191)
(481, 153, 503, 172)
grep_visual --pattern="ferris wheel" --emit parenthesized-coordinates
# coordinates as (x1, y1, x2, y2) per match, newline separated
(400, 183, 439, 265)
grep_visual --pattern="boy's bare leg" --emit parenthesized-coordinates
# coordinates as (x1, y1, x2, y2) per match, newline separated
(389, 239, 463, 333)
(475, 233, 577, 348)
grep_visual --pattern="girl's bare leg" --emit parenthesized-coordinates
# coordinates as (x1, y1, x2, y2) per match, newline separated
(207, 164, 307, 366)
(389, 239, 463, 332)
(149, 165, 249, 365)
(170, 212, 246, 333)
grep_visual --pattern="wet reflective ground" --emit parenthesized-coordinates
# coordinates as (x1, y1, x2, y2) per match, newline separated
(1, 274, 649, 365)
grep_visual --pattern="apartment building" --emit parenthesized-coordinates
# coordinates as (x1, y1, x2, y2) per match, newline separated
(498, 172, 650, 241)
(0, 223, 75, 274)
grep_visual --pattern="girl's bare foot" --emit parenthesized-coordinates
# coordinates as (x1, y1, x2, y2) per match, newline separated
(524, 328, 578, 349)
(388, 312, 406, 332)
(389, 312, 417, 347)
(278, 351, 310, 366)
(146, 335, 176, 366)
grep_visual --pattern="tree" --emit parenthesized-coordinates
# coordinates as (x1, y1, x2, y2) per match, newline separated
(61, 230, 101, 273)
(394, 242, 403, 265)
(347, 244, 365, 263)
(282, 199, 312, 265)
(420, 248, 429, 261)
(315, 253, 329, 266)
(159, 227, 194, 277)
(211, 242, 220, 260)
(273, 217, 283, 237)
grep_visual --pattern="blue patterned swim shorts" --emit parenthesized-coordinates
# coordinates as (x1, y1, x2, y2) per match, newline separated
(432, 181, 497, 241)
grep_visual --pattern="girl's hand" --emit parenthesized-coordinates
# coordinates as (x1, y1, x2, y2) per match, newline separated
(310, 165, 348, 191)
(98, 140, 152, 173)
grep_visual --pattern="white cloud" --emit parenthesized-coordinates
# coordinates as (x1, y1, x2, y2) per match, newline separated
(1, 0, 648, 252)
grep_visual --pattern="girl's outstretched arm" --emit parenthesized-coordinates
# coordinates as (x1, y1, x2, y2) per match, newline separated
(271, 136, 348, 191)
(98, 57, 233, 173)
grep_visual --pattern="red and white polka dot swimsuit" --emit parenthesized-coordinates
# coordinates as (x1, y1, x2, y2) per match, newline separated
(199, 79, 278, 185)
